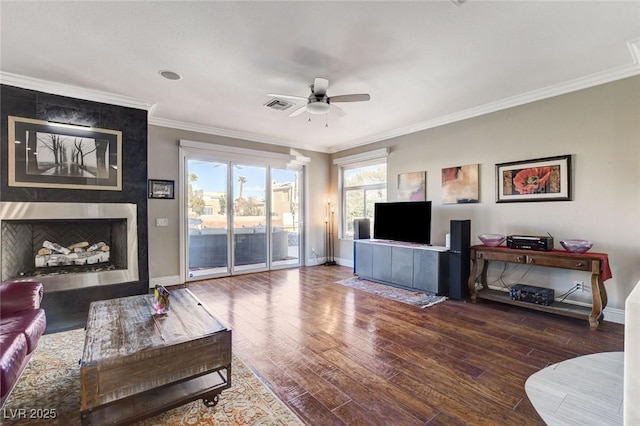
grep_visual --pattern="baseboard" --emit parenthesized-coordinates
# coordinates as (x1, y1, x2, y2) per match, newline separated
(150, 275, 182, 288)
(306, 256, 326, 266)
(306, 256, 353, 268)
(335, 257, 353, 269)
(603, 307, 625, 325)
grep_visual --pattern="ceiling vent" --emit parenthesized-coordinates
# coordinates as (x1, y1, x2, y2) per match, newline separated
(264, 98, 295, 111)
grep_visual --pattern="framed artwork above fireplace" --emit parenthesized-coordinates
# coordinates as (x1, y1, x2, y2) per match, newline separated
(8, 116, 122, 191)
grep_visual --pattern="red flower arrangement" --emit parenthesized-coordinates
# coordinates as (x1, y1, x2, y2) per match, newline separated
(513, 167, 552, 194)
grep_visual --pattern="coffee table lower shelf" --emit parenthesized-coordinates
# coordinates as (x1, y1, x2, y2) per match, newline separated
(81, 367, 230, 426)
(475, 288, 593, 321)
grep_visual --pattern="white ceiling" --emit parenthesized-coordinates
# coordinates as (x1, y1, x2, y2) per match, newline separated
(1, 1, 639, 153)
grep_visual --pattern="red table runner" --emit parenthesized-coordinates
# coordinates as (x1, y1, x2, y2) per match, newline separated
(472, 246, 612, 282)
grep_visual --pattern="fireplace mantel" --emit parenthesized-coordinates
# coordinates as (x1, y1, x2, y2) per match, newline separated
(0, 202, 139, 291)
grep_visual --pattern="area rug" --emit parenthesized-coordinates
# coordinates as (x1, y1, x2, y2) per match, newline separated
(335, 277, 446, 308)
(2, 328, 303, 425)
(525, 351, 623, 426)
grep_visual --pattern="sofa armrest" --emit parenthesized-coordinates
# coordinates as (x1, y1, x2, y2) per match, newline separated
(0, 281, 44, 314)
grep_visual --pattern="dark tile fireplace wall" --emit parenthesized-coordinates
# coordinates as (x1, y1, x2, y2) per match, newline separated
(0, 84, 149, 332)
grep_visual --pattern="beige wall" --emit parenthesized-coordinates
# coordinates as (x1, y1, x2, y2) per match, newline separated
(334, 76, 640, 311)
(148, 76, 639, 313)
(147, 126, 330, 281)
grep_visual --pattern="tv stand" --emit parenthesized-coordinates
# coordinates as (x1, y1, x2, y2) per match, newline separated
(353, 239, 449, 295)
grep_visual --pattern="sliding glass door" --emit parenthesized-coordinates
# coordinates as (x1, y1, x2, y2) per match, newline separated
(271, 168, 301, 267)
(187, 159, 229, 278)
(232, 164, 267, 273)
(186, 158, 302, 280)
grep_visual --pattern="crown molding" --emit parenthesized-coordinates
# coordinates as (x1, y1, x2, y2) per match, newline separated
(0, 70, 330, 153)
(3, 57, 638, 156)
(0, 72, 154, 111)
(330, 62, 640, 153)
(149, 117, 331, 154)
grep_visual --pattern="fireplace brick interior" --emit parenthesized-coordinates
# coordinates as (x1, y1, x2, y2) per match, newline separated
(1, 219, 128, 281)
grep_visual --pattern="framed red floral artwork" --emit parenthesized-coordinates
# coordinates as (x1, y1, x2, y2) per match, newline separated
(495, 154, 571, 202)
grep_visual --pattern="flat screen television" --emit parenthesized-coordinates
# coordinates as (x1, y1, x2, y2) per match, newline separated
(373, 201, 431, 244)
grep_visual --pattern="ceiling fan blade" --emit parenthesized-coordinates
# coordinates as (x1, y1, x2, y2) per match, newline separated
(268, 93, 308, 102)
(313, 78, 329, 96)
(289, 105, 308, 117)
(331, 104, 346, 117)
(329, 94, 371, 103)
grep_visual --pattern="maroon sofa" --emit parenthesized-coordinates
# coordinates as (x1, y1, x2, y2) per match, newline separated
(0, 281, 47, 407)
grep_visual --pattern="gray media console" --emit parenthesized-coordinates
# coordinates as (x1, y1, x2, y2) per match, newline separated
(353, 239, 449, 295)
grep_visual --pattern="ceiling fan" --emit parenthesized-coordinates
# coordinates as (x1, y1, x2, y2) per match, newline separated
(268, 77, 370, 117)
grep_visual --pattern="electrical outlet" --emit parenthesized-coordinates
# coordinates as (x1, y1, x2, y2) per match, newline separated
(156, 218, 169, 227)
(574, 280, 584, 291)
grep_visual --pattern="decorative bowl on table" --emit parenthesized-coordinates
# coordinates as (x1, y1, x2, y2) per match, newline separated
(478, 234, 506, 247)
(560, 239, 593, 253)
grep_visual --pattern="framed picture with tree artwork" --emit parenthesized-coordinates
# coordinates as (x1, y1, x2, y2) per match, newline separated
(8, 116, 122, 191)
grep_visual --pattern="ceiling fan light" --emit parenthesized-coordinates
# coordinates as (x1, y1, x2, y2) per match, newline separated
(307, 101, 331, 114)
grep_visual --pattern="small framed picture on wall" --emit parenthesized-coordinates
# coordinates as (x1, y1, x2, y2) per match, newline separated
(148, 179, 175, 199)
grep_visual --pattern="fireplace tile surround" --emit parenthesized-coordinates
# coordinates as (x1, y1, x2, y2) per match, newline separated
(0, 202, 139, 291)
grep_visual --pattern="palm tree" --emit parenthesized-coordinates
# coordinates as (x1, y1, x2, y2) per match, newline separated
(238, 176, 247, 199)
(188, 173, 205, 214)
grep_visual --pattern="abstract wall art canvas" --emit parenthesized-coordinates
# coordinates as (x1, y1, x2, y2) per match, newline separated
(397, 171, 426, 201)
(441, 163, 479, 204)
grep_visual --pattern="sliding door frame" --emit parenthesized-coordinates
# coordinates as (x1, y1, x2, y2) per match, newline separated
(178, 140, 308, 283)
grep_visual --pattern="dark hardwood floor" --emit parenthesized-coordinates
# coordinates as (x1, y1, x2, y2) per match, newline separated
(186, 266, 625, 425)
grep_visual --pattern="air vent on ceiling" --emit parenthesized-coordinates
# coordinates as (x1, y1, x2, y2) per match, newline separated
(264, 98, 294, 111)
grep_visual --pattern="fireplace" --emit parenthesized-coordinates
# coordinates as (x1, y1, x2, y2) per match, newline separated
(0, 202, 138, 291)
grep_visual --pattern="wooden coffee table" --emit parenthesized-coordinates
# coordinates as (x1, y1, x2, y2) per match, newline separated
(80, 288, 232, 425)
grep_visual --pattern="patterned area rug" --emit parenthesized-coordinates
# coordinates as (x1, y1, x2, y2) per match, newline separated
(2, 328, 302, 425)
(336, 277, 447, 308)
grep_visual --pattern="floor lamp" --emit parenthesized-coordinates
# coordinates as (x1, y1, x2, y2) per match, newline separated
(324, 200, 336, 266)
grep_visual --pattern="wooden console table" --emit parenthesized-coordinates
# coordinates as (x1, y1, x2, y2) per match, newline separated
(468, 245, 612, 329)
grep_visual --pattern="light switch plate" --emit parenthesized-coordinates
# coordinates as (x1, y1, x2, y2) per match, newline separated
(156, 218, 169, 227)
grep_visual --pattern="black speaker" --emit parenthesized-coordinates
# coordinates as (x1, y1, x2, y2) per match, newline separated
(353, 218, 371, 240)
(449, 220, 471, 300)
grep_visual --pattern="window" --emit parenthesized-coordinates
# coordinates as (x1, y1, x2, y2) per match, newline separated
(334, 149, 388, 239)
(340, 161, 387, 238)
